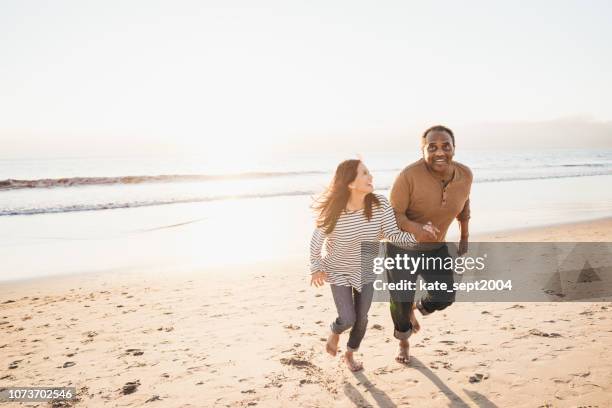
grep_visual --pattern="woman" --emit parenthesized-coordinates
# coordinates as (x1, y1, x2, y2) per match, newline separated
(310, 159, 419, 371)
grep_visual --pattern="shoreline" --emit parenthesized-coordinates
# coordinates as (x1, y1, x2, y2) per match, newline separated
(0, 215, 609, 291)
(1, 216, 610, 287)
(472, 215, 612, 242)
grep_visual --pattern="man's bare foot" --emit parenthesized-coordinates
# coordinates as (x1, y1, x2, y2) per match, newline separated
(326, 332, 339, 356)
(395, 339, 410, 364)
(410, 304, 421, 334)
(344, 350, 363, 372)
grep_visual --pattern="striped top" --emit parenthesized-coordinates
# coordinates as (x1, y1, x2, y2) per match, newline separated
(310, 194, 416, 291)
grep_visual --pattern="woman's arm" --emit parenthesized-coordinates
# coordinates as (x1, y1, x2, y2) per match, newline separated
(310, 227, 327, 286)
(380, 199, 416, 244)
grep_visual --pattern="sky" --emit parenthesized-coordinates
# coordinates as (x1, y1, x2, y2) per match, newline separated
(1, 0, 611, 158)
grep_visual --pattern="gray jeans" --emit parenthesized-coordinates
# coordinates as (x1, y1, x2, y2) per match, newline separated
(330, 283, 374, 351)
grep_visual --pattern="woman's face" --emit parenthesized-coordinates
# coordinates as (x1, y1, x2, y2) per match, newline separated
(349, 162, 374, 194)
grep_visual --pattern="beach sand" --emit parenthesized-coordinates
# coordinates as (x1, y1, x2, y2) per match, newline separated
(1, 218, 611, 407)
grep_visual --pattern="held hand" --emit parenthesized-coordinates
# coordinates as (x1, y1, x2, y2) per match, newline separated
(414, 222, 439, 242)
(458, 237, 469, 256)
(423, 221, 440, 237)
(310, 271, 327, 288)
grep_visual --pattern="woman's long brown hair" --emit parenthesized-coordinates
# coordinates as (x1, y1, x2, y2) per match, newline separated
(312, 159, 380, 234)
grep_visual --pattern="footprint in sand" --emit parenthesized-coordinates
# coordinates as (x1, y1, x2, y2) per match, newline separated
(373, 365, 403, 375)
(121, 380, 140, 395)
(429, 360, 453, 370)
(469, 373, 489, 383)
(8, 360, 21, 369)
(280, 351, 339, 394)
(529, 328, 561, 338)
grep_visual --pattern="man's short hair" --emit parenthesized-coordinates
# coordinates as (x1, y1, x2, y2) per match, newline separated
(422, 125, 455, 146)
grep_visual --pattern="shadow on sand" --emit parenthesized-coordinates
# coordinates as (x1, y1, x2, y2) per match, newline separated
(342, 357, 499, 408)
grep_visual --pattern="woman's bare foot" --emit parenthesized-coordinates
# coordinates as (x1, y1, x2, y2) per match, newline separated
(344, 350, 363, 372)
(410, 304, 421, 334)
(395, 339, 410, 364)
(326, 332, 339, 356)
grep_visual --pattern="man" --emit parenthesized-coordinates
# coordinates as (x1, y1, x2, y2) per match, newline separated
(388, 125, 472, 363)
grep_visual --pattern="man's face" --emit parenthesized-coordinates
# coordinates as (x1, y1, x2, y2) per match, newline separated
(422, 130, 454, 174)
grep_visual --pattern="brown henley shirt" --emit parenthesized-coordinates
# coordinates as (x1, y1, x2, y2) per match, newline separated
(389, 159, 472, 242)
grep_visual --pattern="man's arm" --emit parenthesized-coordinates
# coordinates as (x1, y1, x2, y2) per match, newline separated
(457, 198, 470, 254)
(390, 171, 438, 240)
(389, 171, 414, 232)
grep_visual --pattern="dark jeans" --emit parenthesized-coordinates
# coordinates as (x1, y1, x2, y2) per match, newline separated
(386, 244, 455, 339)
(330, 283, 374, 351)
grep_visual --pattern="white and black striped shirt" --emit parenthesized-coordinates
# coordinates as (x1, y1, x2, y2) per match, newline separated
(310, 195, 416, 291)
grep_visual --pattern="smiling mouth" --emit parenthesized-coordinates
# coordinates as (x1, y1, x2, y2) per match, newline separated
(433, 158, 448, 164)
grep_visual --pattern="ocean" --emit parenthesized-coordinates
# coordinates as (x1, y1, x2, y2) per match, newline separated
(1, 149, 611, 217)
